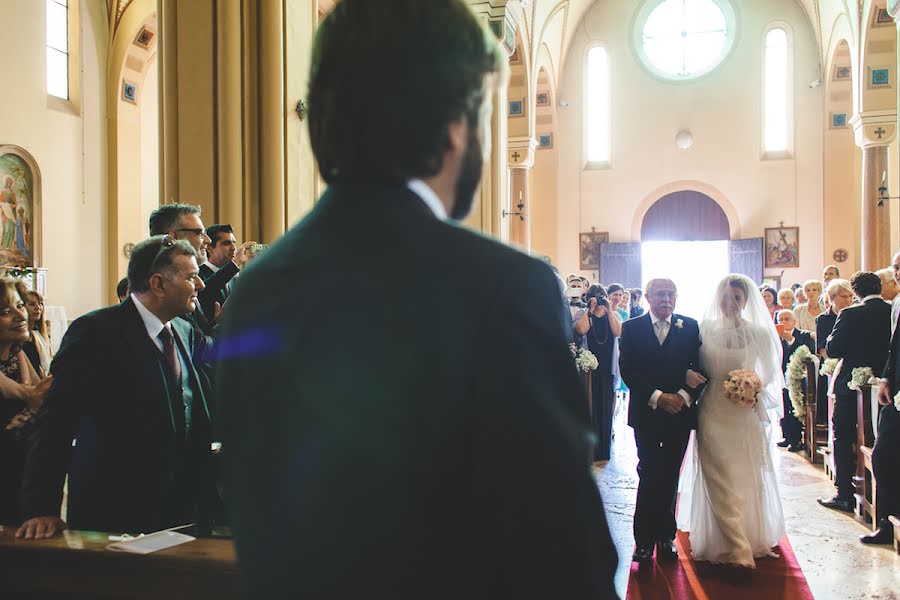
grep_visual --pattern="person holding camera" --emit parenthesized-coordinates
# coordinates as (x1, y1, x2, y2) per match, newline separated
(199, 224, 256, 323)
(583, 284, 622, 463)
(630, 288, 645, 319)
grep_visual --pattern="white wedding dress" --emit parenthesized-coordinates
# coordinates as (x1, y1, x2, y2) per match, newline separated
(677, 275, 786, 568)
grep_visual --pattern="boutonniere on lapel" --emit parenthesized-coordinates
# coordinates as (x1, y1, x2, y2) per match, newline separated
(675, 319, 684, 330)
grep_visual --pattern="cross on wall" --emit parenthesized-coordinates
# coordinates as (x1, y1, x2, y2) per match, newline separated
(875, 127, 886, 139)
(512, 151, 521, 162)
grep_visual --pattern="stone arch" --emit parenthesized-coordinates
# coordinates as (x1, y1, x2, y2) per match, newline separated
(631, 181, 740, 241)
(858, 1, 897, 113)
(641, 191, 730, 241)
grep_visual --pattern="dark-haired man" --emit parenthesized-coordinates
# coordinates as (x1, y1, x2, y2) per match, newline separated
(217, 1, 618, 598)
(17, 236, 217, 538)
(198, 224, 253, 321)
(821, 271, 891, 512)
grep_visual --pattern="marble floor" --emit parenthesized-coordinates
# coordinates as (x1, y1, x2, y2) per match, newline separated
(595, 406, 900, 599)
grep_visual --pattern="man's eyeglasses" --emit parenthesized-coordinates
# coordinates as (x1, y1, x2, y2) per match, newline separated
(650, 291, 677, 299)
(174, 227, 207, 237)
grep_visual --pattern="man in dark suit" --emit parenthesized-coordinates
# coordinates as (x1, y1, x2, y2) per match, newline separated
(870, 297, 900, 544)
(215, 2, 618, 598)
(777, 310, 815, 451)
(16, 237, 217, 538)
(198, 224, 254, 322)
(619, 278, 703, 563)
(821, 271, 892, 512)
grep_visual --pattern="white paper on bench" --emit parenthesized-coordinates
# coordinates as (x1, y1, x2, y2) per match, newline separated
(106, 530, 196, 554)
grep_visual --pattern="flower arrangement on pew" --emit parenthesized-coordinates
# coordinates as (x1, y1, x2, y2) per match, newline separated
(893, 390, 900, 411)
(575, 348, 599, 373)
(786, 345, 818, 418)
(724, 369, 762, 408)
(819, 358, 839, 377)
(847, 367, 881, 391)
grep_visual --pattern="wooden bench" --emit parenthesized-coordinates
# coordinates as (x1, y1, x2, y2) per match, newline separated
(890, 515, 900, 555)
(817, 382, 836, 480)
(802, 360, 824, 464)
(854, 385, 883, 529)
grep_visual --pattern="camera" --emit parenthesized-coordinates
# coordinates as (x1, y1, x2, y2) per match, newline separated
(249, 242, 268, 255)
(597, 296, 609, 307)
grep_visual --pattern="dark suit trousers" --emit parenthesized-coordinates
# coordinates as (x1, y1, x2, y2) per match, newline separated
(633, 426, 691, 546)
(873, 409, 900, 521)
(832, 392, 858, 499)
(780, 389, 803, 445)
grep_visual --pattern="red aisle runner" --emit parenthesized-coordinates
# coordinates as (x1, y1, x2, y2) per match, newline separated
(626, 532, 815, 600)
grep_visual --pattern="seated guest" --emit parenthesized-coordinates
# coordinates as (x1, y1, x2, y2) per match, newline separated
(820, 272, 891, 513)
(116, 277, 129, 303)
(0, 280, 50, 526)
(761, 286, 781, 321)
(793, 279, 824, 336)
(777, 288, 796, 312)
(17, 286, 52, 378)
(793, 283, 807, 305)
(777, 311, 814, 451)
(630, 288, 645, 318)
(816, 279, 854, 420)
(199, 224, 255, 322)
(877, 267, 899, 302)
(17, 236, 218, 538)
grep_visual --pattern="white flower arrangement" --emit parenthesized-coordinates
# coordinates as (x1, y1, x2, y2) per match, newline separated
(820, 358, 839, 377)
(575, 348, 599, 373)
(786, 345, 817, 419)
(894, 390, 900, 411)
(675, 318, 684, 330)
(847, 367, 881, 391)
(724, 369, 763, 408)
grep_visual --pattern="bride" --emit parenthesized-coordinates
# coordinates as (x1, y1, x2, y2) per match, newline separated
(677, 274, 786, 567)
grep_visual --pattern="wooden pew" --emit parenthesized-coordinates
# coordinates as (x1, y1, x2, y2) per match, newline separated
(802, 359, 822, 464)
(854, 385, 883, 529)
(0, 527, 238, 599)
(890, 515, 900, 555)
(817, 377, 836, 481)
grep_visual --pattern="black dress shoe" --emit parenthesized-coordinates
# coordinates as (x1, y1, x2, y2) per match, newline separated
(817, 495, 854, 512)
(656, 539, 678, 560)
(860, 523, 894, 545)
(788, 442, 806, 452)
(777, 439, 791, 448)
(632, 545, 653, 563)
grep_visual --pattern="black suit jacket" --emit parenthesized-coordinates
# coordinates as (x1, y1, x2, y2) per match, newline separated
(619, 313, 702, 434)
(198, 261, 239, 322)
(217, 183, 618, 599)
(879, 310, 900, 436)
(781, 329, 815, 373)
(826, 297, 892, 395)
(20, 298, 216, 533)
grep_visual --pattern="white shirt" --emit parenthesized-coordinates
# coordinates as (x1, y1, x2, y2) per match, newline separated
(131, 293, 168, 353)
(201, 260, 220, 274)
(647, 311, 692, 410)
(407, 179, 448, 221)
(861, 294, 883, 304)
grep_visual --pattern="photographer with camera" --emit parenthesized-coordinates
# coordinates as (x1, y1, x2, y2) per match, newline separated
(199, 224, 257, 323)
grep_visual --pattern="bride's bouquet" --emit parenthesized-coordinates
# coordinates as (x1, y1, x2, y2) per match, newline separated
(724, 369, 763, 408)
(574, 348, 599, 373)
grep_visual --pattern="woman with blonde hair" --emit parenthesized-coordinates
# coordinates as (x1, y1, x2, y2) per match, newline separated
(793, 279, 824, 334)
(16, 284, 52, 377)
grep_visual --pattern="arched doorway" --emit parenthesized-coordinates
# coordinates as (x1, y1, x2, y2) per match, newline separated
(641, 190, 730, 241)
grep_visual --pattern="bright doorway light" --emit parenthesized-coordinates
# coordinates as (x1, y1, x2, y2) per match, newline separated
(641, 240, 730, 320)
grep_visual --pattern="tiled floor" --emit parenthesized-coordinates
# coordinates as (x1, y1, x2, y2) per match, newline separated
(596, 406, 900, 599)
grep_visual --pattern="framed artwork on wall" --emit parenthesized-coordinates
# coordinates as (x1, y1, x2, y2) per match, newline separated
(536, 91, 551, 107)
(509, 47, 521, 64)
(764, 226, 799, 269)
(538, 133, 553, 149)
(0, 145, 41, 269)
(832, 65, 851, 81)
(830, 113, 848, 128)
(509, 99, 524, 117)
(868, 66, 892, 89)
(122, 80, 138, 103)
(874, 7, 894, 27)
(579, 231, 609, 270)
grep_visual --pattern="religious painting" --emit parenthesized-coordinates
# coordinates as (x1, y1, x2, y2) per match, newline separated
(134, 26, 155, 49)
(0, 146, 41, 268)
(832, 65, 851, 81)
(122, 80, 137, 103)
(579, 231, 609, 270)
(831, 113, 848, 128)
(509, 46, 521, 65)
(868, 66, 891, 89)
(538, 133, 553, 149)
(509, 99, 524, 117)
(873, 7, 894, 28)
(764, 227, 799, 269)
(536, 91, 551, 107)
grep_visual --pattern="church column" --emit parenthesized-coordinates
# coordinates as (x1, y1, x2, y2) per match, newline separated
(258, 0, 287, 242)
(851, 113, 897, 270)
(507, 137, 537, 251)
(158, 0, 179, 204)
(216, 0, 244, 235)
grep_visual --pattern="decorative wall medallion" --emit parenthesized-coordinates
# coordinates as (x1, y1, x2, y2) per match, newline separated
(122, 80, 137, 104)
(134, 26, 155, 49)
(830, 113, 848, 128)
(537, 133, 553, 149)
(509, 99, 524, 117)
(832, 65, 851, 81)
(509, 46, 521, 65)
(833, 248, 848, 263)
(874, 7, 894, 27)
(536, 91, 551, 107)
(123, 242, 135, 259)
(868, 66, 892, 89)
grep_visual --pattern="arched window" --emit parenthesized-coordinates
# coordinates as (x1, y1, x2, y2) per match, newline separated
(586, 46, 610, 165)
(764, 27, 790, 154)
(46, 0, 70, 99)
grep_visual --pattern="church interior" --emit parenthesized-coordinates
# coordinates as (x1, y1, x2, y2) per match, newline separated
(1, 0, 900, 598)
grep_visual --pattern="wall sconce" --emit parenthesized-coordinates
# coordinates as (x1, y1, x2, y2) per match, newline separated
(295, 99, 308, 121)
(502, 191, 526, 221)
(878, 170, 899, 207)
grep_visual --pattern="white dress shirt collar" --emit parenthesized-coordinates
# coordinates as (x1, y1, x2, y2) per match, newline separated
(201, 260, 220, 273)
(649, 312, 672, 326)
(131, 293, 168, 352)
(862, 294, 883, 303)
(407, 179, 448, 221)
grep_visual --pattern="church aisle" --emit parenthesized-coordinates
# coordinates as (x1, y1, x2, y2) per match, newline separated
(595, 410, 900, 599)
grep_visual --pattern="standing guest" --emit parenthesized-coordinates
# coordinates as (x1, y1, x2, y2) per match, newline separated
(761, 286, 781, 321)
(17, 286, 52, 377)
(17, 237, 218, 538)
(870, 301, 900, 545)
(820, 272, 891, 513)
(876, 267, 899, 302)
(816, 279, 854, 420)
(776, 311, 814, 451)
(198, 224, 254, 322)
(584, 285, 622, 463)
(793, 283, 808, 305)
(0, 280, 50, 526)
(630, 288, 645, 318)
(823, 265, 840, 285)
(216, 2, 618, 597)
(892, 252, 900, 334)
(777, 288, 796, 312)
(116, 278, 129, 303)
(793, 280, 824, 335)
(607, 284, 630, 322)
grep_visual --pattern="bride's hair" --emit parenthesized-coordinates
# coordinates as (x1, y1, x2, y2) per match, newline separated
(725, 275, 751, 300)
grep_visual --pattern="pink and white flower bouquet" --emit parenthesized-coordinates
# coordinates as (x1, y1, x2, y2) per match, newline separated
(724, 369, 763, 408)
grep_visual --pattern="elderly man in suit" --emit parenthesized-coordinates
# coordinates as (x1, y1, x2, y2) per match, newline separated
(17, 236, 217, 538)
(777, 310, 815, 451)
(215, 2, 618, 598)
(820, 271, 892, 512)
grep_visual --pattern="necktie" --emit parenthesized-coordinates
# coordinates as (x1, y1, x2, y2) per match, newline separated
(655, 320, 669, 346)
(159, 325, 183, 390)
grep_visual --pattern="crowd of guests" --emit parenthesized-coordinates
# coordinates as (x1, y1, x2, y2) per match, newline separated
(0, 203, 261, 537)
(565, 261, 899, 547)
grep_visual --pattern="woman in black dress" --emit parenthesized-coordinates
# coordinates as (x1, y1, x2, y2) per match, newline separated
(584, 285, 622, 463)
(0, 280, 47, 526)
